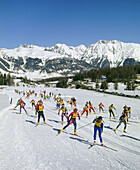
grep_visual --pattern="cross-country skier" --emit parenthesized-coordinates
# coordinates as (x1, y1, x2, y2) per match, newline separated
(58, 104, 68, 125)
(98, 102, 105, 113)
(18, 99, 28, 114)
(13, 98, 21, 109)
(109, 104, 116, 119)
(56, 100, 61, 110)
(58, 108, 80, 135)
(36, 101, 47, 125)
(93, 116, 104, 145)
(30, 99, 35, 109)
(114, 106, 128, 133)
(127, 107, 131, 124)
(81, 104, 89, 118)
(89, 101, 96, 114)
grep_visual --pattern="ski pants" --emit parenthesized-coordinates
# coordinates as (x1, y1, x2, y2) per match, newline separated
(94, 126, 103, 143)
(81, 109, 88, 117)
(116, 118, 127, 130)
(20, 106, 27, 114)
(89, 107, 95, 113)
(38, 111, 45, 123)
(57, 104, 60, 110)
(62, 113, 68, 122)
(109, 110, 115, 117)
(63, 118, 77, 133)
(99, 107, 104, 112)
(32, 103, 35, 108)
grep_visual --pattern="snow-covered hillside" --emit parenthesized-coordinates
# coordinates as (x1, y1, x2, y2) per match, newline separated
(0, 86, 140, 170)
(0, 40, 140, 79)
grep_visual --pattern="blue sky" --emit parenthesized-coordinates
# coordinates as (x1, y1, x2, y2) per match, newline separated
(0, 0, 140, 48)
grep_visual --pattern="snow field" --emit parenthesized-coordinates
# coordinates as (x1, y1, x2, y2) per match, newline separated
(0, 86, 140, 170)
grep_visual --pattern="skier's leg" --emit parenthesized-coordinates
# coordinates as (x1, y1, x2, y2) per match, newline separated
(116, 120, 122, 129)
(23, 107, 27, 114)
(86, 110, 88, 117)
(63, 120, 71, 130)
(89, 108, 91, 114)
(81, 110, 85, 116)
(38, 112, 41, 123)
(94, 126, 97, 141)
(20, 106, 22, 114)
(42, 112, 45, 122)
(123, 120, 127, 130)
(98, 128, 103, 143)
(101, 107, 104, 112)
(62, 113, 64, 124)
(109, 110, 111, 118)
(73, 119, 77, 134)
(91, 107, 95, 113)
(112, 111, 115, 117)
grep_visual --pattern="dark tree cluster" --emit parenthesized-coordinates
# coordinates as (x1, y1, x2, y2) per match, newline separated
(73, 65, 140, 82)
(56, 78, 68, 88)
(0, 72, 14, 86)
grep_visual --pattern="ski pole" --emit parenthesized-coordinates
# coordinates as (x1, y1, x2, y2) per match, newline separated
(77, 122, 92, 130)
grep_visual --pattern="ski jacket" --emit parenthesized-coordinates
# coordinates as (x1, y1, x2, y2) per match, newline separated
(109, 106, 116, 111)
(59, 107, 67, 113)
(36, 105, 44, 112)
(99, 103, 104, 108)
(68, 112, 80, 119)
(93, 117, 104, 130)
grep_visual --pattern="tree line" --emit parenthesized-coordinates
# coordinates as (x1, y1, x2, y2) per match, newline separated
(0, 72, 14, 86)
(73, 65, 140, 82)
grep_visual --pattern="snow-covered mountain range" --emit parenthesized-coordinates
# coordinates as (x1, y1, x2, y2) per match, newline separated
(0, 40, 140, 80)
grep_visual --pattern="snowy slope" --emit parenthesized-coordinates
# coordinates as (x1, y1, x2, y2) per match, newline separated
(0, 40, 140, 79)
(0, 86, 140, 170)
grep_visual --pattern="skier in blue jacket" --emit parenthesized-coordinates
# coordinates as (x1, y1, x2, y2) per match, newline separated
(93, 116, 104, 145)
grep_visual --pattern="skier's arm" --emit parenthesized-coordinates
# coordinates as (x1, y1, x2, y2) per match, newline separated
(93, 117, 97, 123)
(58, 107, 62, 114)
(77, 112, 80, 119)
(68, 112, 73, 120)
(36, 105, 39, 112)
(101, 122, 104, 133)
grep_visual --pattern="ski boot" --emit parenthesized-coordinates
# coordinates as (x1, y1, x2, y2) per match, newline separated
(37, 122, 39, 126)
(62, 121, 64, 125)
(101, 142, 104, 146)
(114, 128, 117, 133)
(58, 129, 64, 134)
(127, 121, 130, 124)
(103, 111, 105, 113)
(123, 130, 127, 133)
(89, 112, 91, 115)
(94, 112, 97, 114)
(94, 140, 96, 144)
(44, 121, 47, 124)
(74, 132, 78, 135)
(114, 117, 116, 119)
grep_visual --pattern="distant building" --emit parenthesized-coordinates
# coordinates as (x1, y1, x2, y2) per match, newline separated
(45, 81, 58, 87)
(96, 75, 107, 83)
